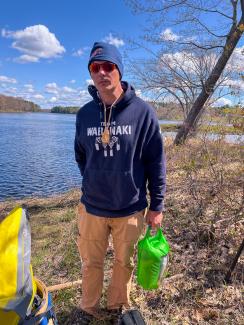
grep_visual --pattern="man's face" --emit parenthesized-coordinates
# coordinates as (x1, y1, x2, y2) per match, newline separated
(89, 60, 121, 94)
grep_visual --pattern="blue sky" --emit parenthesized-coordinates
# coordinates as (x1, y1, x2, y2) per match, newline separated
(0, 0, 243, 108)
(0, 0, 148, 108)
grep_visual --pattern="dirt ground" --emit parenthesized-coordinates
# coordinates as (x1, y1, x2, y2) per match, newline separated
(0, 138, 243, 324)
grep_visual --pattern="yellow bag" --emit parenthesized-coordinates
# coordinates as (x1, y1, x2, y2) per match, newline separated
(0, 206, 37, 324)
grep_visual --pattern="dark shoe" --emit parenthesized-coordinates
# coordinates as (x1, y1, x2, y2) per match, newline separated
(77, 309, 94, 325)
(80, 307, 109, 322)
(107, 307, 124, 324)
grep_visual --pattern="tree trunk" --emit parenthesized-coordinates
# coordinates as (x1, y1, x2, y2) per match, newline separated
(174, 15, 244, 145)
(225, 238, 244, 283)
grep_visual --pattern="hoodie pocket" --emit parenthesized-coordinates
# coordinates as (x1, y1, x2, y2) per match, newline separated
(82, 168, 139, 210)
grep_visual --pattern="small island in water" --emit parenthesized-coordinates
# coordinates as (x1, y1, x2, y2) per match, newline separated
(50, 106, 79, 114)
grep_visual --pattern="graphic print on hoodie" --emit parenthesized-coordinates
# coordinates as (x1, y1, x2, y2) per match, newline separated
(88, 117, 132, 158)
(74, 82, 166, 217)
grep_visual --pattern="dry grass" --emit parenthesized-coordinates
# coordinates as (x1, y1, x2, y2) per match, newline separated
(0, 139, 243, 324)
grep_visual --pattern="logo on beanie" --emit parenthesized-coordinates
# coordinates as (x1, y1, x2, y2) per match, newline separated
(91, 48, 103, 57)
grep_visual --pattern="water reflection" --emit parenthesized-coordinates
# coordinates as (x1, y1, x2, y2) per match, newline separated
(0, 113, 81, 201)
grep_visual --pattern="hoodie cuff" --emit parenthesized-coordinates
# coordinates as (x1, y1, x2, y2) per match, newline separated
(149, 200, 164, 212)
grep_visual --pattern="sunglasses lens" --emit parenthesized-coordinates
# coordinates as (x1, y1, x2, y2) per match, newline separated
(90, 63, 100, 73)
(89, 62, 116, 73)
(103, 62, 115, 72)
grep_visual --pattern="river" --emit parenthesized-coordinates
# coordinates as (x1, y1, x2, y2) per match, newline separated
(0, 113, 243, 201)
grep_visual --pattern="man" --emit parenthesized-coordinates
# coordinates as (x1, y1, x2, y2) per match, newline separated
(74, 42, 166, 321)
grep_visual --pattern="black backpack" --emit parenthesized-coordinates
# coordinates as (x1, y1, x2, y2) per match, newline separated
(119, 309, 146, 325)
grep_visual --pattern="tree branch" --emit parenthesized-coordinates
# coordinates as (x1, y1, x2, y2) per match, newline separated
(169, 39, 224, 50)
(192, 17, 228, 38)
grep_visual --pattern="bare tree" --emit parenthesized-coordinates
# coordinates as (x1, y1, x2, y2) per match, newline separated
(127, 46, 232, 119)
(126, 0, 244, 144)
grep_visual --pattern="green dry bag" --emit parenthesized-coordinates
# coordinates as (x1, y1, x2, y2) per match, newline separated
(137, 226, 170, 290)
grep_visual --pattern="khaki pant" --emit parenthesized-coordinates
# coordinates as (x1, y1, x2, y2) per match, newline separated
(77, 203, 145, 312)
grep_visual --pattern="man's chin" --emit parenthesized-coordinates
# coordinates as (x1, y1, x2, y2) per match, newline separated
(97, 84, 113, 92)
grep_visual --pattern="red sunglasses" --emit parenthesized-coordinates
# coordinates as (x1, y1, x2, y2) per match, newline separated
(89, 62, 117, 74)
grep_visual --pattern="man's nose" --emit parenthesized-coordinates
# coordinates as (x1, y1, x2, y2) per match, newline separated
(98, 68, 106, 75)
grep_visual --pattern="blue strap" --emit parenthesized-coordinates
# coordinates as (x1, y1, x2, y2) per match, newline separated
(21, 305, 57, 325)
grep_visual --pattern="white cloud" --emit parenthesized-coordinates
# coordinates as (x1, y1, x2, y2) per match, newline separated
(24, 84, 35, 93)
(103, 33, 124, 47)
(0, 75, 17, 83)
(160, 51, 197, 73)
(43, 82, 90, 106)
(160, 28, 179, 41)
(26, 87, 34, 93)
(159, 50, 220, 77)
(62, 86, 76, 93)
(158, 49, 243, 103)
(45, 82, 59, 95)
(73, 48, 84, 57)
(227, 46, 244, 73)
(15, 54, 39, 63)
(43, 82, 91, 106)
(24, 83, 33, 88)
(135, 89, 142, 97)
(4, 87, 17, 94)
(49, 96, 58, 103)
(224, 79, 244, 92)
(32, 94, 44, 100)
(160, 28, 195, 43)
(2, 25, 65, 63)
(213, 97, 233, 107)
(0, 76, 93, 108)
(70, 79, 76, 84)
(135, 89, 153, 102)
(73, 46, 90, 57)
(79, 89, 91, 100)
(86, 79, 94, 85)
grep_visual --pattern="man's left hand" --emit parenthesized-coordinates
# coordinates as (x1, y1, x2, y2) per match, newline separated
(146, 210, 163, 229)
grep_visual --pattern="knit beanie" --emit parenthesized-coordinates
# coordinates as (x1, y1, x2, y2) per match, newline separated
(88, 42, 123, 78)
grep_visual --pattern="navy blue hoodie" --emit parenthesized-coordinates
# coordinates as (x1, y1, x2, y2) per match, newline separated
(74, 82, 166, 217)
